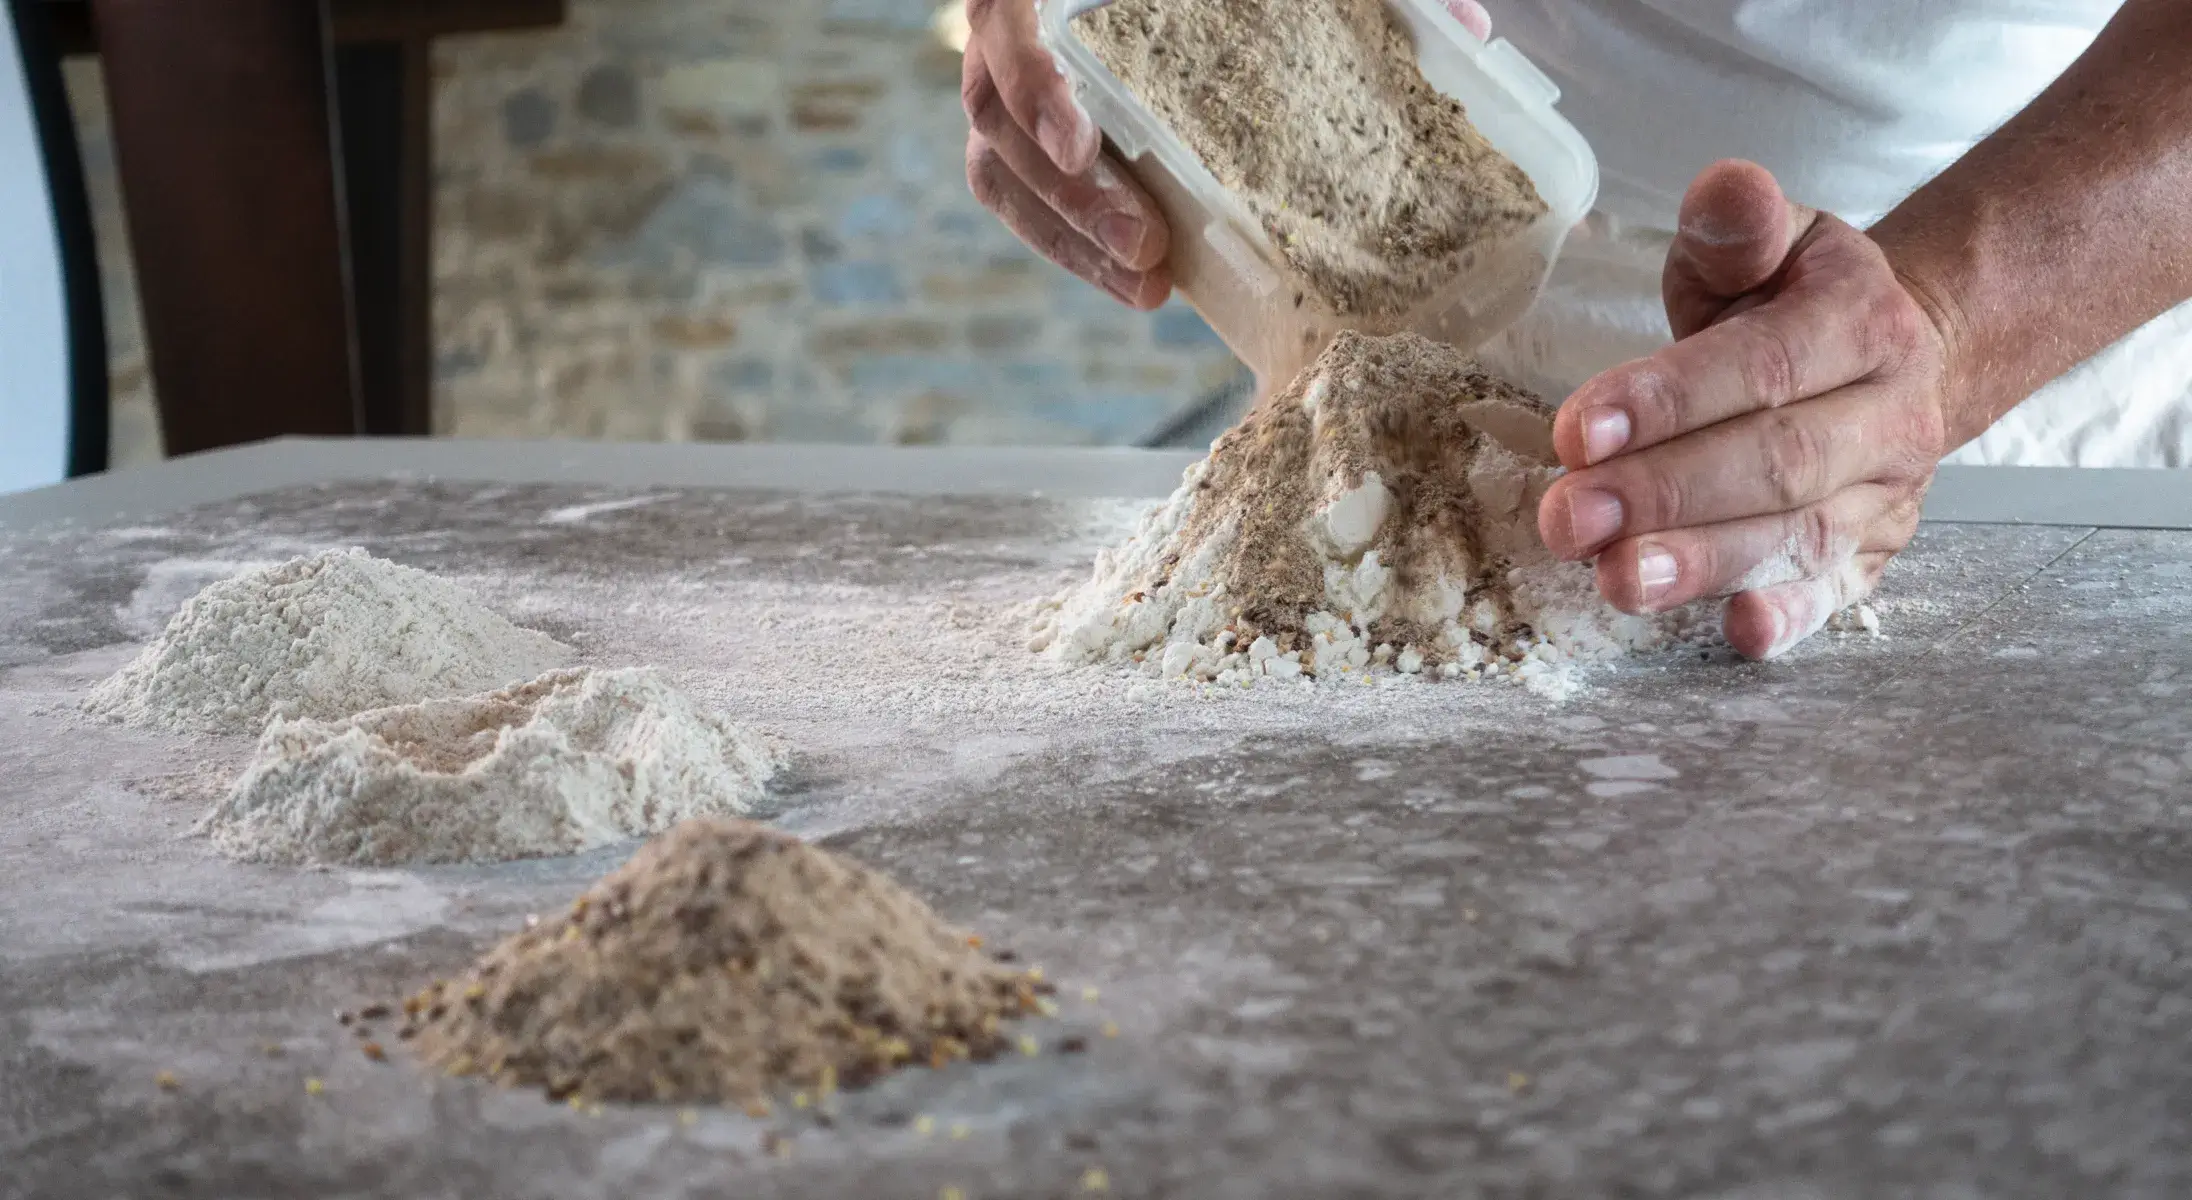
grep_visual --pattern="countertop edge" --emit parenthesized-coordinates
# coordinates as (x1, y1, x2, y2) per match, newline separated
(1, 439, 2185, 532)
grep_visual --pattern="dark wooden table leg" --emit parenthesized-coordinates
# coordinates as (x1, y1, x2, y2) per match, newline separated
(335, 38, 432, 437)
(89, 0, 361, 454)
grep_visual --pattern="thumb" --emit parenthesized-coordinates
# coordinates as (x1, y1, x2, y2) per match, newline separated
(1662, 160, 1818, 339)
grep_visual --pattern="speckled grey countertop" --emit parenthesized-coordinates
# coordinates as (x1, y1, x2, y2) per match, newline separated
(2, 442, 2189, 1200)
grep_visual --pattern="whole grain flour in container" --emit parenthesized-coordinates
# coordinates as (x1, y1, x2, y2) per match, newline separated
(1076, 0, 1544, 319)
(397, 817, 1049, 1106)
(1045, 0, 1597, 380)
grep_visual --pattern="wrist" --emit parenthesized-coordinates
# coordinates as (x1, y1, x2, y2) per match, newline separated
(1873, 225, 1990, 451)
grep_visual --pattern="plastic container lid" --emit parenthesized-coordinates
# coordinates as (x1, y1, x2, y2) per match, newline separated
(1038, 0, 1599, 384)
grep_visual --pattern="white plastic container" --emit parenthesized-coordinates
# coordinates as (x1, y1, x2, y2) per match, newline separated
(1037, 0, 1598, 384)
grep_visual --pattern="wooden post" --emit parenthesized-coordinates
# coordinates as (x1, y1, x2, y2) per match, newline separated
(335, 38, 433, 436)
(89, 0, 362, 454)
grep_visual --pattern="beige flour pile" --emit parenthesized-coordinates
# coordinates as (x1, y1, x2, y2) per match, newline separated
(85, 549, 573, 734)
(399, 817, 1047, 1105)
(1032, 332, 1699, 697)
(1075, 0, 1546, 318)
(199, 667, 785, 866)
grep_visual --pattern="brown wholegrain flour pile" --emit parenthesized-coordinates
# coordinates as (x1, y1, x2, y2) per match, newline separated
(1075, 0, 1547, 318)
(399, 818, 1046, 1105)
(1031, 332, 1702, 698)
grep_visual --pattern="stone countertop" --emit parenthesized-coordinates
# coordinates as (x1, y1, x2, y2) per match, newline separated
(2, 441, 2189, 1200)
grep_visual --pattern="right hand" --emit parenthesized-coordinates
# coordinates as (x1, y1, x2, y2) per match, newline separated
(959, 0, 1493, 311)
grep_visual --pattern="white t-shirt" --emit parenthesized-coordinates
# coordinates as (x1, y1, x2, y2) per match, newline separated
(1473, 0, 2192, 467)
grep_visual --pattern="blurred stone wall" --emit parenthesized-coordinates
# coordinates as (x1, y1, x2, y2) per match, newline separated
(68, 0, 1244, 468)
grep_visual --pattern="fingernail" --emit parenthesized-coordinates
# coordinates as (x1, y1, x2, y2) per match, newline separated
(1567, 489, 1623, 551)
(1035, 106, 1084, 169)
(1097, 214, 1146, 264)
(1101, 272, 1145, 308)
(1583, 408, 1631, 464)
(1636, 542, 1678, 604)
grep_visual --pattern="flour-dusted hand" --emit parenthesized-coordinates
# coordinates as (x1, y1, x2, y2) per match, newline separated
(1536, 160, 1954, 660)
(959, 0, 1491, 310)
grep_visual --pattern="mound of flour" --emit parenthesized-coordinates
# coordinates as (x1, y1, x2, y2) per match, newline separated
(85, 549, 574, 734)
(1029, 332, 1701, 697)
(400, 817, 1041, 1105)
(199, 667, 787, 866)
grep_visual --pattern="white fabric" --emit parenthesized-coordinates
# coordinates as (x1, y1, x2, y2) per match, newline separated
(1481, 0, 2192, 467)
(0, 8, 73, 494)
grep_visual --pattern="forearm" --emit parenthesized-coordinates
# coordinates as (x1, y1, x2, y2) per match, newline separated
(1869, 0, 2192, 449)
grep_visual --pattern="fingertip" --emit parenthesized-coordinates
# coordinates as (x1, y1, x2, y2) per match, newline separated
(1536, 481, 1570, 558)
(1549, 403, 1591, 471)
(1043, 96, 1103, 175)
(1554, 371, 1638, 468)
(1534, 478, 1607, 561)
(1034, 105, 1087, 175)
(1593, 552, 1645, 615)
(1072, 102, 1105, 170)
(1440, 0, 1492, 40)
(1674, 160, 1797, 296)
(1722, 591, 1782, 660)
(1679, 161, 1785, 245)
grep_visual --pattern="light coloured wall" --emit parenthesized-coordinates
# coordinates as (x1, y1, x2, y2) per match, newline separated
(69, 0, 1244, 468)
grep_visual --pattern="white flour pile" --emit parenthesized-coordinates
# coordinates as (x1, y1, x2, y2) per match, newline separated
(86, 549, 573, 734)
(198, 666, 787, 866)
(1030, 332, 1702, 698)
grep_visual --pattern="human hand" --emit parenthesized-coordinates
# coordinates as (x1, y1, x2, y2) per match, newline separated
(1535, 160, 1958, 660)
(960, 0, 1172, 309)
(959, 0, 1491, 310)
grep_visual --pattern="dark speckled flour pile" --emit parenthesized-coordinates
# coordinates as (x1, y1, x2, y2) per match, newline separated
(399, 818, 1047, 1106)
(1031, 332, 1703, 698)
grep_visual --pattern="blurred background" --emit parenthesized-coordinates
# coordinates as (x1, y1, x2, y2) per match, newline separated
(53, 0, 1249, 471)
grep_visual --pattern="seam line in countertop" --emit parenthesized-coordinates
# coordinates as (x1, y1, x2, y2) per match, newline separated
(1819, 525, 2100, 735)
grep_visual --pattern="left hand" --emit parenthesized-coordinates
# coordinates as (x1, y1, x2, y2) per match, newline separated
(1535, 160, 1957, 660)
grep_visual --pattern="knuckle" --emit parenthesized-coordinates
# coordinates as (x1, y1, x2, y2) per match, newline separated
(1034, 223, 1079, 266)
(1644, 462, 1691, 530)
(964, 0, 1000, 26)
(964, 141, 1006, 208)
(1022, 211, 1095, 276)
(1626, 363, 1684, 432)
(995, 213, 1100, 291)
(1901, 396, 1949, 463)
(960, 65, 1005, 130)
(1872, 394, 1948, 482)
(1863, 288, 1927, 372)
(1883, 495, 1924, 544)
(1762, 409, 1828, 509)
(1796, 503, 1841, 572)
(1740, 318, 1803, 407)
(1684, 535, 1726, 597)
